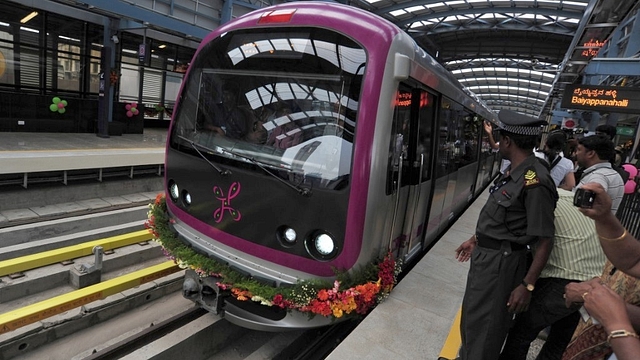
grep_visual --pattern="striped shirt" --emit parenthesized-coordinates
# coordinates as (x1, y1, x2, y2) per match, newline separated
(540, 188, 606, 281)
(577, 162, 624, 214)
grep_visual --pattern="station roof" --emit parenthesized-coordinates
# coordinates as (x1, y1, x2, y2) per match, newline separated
(349, 0, 638, 120)
(21, 0, 640, 122)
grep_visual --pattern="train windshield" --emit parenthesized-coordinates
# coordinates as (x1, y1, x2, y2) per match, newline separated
(170, 27, 365, 190)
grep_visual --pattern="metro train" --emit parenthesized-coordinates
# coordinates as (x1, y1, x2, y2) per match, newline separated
(157, 2, 501, 331)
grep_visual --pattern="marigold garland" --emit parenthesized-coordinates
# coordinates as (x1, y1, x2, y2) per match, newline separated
(145, 194, 402, 320)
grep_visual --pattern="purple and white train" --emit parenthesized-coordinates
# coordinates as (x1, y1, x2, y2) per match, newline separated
(164, 2, 499, 330)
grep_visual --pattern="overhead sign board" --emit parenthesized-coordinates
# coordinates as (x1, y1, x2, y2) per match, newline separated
(561, 84, 640, 114)
(617, 127, 635, 136)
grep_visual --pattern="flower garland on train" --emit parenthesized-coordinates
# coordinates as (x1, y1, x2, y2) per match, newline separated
(145, 194, 402, 320)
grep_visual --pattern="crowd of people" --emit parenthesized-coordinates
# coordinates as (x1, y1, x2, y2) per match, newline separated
(455, 110, 639, 360)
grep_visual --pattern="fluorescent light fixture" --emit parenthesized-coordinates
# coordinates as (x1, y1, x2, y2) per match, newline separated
(20, 11, 38, 24)
(158, 44, 167, 49)
(20, 26, 39, 34)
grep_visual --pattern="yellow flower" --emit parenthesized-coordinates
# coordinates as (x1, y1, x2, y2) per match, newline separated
(343, 297, 357, 313)
(332, 307, 343, 318)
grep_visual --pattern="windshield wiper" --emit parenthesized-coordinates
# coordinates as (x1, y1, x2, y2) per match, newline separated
(177, 135, 231, 176)
(220, 148, 312, 197)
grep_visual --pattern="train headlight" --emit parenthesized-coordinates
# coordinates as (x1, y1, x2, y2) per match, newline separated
(315, 234, 335, 255)
(169, 181, 179, 202)
(306, 231, 338, 260)
(277, 226, 297, 247)
(284, 228, 297, 243)
(182, 190, 192, 206)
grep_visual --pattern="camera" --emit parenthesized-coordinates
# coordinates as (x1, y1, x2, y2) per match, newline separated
(573, 188, 596, 208)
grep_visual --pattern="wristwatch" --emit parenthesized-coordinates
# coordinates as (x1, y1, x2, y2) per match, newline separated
(522, 280, 535, 292)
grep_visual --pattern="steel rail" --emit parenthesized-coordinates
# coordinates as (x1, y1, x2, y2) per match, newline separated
(0, 260, 181, 335)
(0, 229, 153, 277)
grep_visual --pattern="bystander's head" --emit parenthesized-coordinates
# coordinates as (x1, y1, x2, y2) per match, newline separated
(595, 124, 617, 141)
(576, 134, 615, 168)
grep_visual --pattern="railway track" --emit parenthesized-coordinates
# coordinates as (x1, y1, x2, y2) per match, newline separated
(0, 202, 357, 360)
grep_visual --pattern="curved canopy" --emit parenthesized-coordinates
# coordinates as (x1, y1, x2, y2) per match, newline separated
(351, 0, 637, 120)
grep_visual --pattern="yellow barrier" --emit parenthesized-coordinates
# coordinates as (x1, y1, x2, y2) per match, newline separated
(0, 260, 181, 335)
(0, 229, 153, 277)
(438, 307, 462, 360)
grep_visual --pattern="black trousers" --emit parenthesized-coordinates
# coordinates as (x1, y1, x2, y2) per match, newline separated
(499, 277, 581, 360)
(459, 242, 528, 360)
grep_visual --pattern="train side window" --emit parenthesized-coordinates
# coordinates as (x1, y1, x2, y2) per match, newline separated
(386, 85, 412, 195)
(437, 97, 466, 176)
(415, 90, 434, 182)
(459, 109, 481, 167)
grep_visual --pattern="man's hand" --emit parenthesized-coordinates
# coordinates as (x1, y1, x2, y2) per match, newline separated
(455, 236, 476, 262)
(507, 284, 532, 313)
(483, 121, 493, 135)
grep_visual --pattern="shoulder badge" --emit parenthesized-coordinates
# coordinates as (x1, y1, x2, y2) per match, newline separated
(524, 168, 540, 187)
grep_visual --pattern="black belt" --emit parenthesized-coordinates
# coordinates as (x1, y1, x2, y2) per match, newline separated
(476, 234, 527, 251)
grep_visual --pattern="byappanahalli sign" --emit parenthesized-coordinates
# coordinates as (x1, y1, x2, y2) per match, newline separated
(561, 84, 640, 114)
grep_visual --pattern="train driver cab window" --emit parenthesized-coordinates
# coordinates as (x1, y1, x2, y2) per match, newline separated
(169, 27, 365, 192)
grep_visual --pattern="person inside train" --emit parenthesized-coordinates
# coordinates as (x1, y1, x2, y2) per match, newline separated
(243, 118, 268, 144)
(203, 82, 252, 139)
(455, 110, 558, 360)
(574, 134, 624, 214)
(535, 130, 575, 190)
(498, 187, 605, 360)
(561, 182, 640, 360)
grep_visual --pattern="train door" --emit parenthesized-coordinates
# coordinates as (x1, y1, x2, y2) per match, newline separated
(424, 97, 461, 244)
(387, 83, 436, 262)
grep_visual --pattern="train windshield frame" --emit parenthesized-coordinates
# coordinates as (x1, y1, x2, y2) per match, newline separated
(169, 27, 366, 190)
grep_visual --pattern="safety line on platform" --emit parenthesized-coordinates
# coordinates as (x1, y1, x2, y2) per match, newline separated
(438, 307, 461, 360)
(0, 229, 153, 277)
(0, 260, 181, 335)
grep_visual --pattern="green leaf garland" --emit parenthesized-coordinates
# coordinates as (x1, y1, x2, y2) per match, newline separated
(145, 194, 402, 320)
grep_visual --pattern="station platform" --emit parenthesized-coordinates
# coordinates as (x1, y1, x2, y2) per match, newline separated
(326, 191, 485, 360)
(327, 187, 548, 360)
(0, 127, 168, 152)
(0, 128, 167, 174)
(0, 128, 168, 213)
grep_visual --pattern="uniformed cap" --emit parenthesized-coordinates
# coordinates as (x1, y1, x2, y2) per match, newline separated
(496, 110, 546, 136)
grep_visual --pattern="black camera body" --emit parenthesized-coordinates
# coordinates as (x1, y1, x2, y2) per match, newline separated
(574, 188, 596, 208)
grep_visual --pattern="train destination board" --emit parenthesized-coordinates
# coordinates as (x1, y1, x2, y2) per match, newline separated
(561, 84, 640, 114)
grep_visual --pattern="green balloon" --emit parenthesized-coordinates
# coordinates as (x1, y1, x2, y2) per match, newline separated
(61, 100, 68, 107)
(58, 108, 66, 114)
(50, 103, 58, 112)
(52, 97, 61, 104)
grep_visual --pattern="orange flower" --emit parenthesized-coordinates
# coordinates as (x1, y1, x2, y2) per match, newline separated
(232, 288, 252, 301)
(317, 289, 329, 301)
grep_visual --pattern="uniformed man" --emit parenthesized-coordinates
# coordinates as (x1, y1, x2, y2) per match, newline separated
(455, 110, 559, 360)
